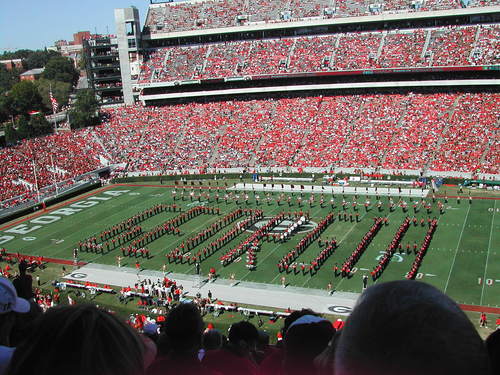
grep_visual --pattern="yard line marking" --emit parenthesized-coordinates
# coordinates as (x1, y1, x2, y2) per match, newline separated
(444, 204, 471, 294)
(303, 207, 373, 288)
(480, 200, 496, 305)
(266, 204, 326, 284)
(87, 210, 221, 265)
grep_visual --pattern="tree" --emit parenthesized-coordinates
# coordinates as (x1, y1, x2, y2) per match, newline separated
(4, 122, 18, 145)
(42, 56, 79, 86)
(35, 79, 71, 112)
(24, 49, 59, 70)
(78, 54, 87, 71)
(9, 80, 43, 116)
(69, 89, 99, 129)
(0, 94, 13, 123)
(30, 113, 52, 137)
(0, 64, 20, 94)
(16, 115, 31, 139)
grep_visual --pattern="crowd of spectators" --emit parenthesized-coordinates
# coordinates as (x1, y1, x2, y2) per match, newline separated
(1, 272, 499, 375)
(1, 91, 497, 205)
(138, 25, 499, 84)
(144, 0, 499, 34)
(0, 128, 103, 207)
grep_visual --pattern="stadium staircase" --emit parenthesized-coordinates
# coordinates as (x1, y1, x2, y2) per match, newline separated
(291, 96, 324, 165)
(420, 29, 433, 60)
(285, 39, 298, 70)
(479, 141, 495, 168)
(376, 31, 387, 60)
(327, 35, 342, 69)
(199, 46, 212, 77)
(379, 102, 410, 167)
(336, 101, 366, 163)
(207, 124, 229, 166)
(249, 105, 278, 167)
(423, 94, 463, 173)
(92, 133, 112, 161)
(170, 117, 191, 157)
(468, 26, 482, 63)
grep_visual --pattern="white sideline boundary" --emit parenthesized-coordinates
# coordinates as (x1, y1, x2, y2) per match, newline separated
(229, 183, 429, 198)
(64, 263, 360, 316)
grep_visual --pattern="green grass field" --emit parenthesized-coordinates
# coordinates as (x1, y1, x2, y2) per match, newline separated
(1, 181, 499, 309)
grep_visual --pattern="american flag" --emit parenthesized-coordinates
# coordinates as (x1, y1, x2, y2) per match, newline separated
(49, 89, 58, 113)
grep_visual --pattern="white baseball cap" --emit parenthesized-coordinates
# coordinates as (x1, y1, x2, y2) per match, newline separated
(0, 277, 30, 314)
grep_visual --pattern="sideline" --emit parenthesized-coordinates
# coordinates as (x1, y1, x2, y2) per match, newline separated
(0, 185, 116, 231)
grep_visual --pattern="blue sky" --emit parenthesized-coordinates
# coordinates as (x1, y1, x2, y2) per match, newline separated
(0, 1, 150, 51)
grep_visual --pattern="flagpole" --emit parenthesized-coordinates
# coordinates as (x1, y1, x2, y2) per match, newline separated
(50, 154, 59, 196)
(32, 159, 40, 203)
(50, 84, 57, 133)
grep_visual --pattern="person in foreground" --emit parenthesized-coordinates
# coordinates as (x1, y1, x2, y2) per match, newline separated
(7, 304, 152, 375)
(334, 280, 490, 375)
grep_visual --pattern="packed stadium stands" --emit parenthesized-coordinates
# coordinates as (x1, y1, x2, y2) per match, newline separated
(1, 91, 497, 205)
(138, 24, 499, 84)
(144, 0, 500, 34)
(0, 129, 103, 207)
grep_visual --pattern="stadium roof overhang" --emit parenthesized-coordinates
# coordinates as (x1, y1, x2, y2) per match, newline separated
(142, 6, 500, 41)
(139, 79, 500, 102)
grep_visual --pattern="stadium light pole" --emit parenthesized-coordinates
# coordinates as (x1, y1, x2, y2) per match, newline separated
(32, 159, 40, 203)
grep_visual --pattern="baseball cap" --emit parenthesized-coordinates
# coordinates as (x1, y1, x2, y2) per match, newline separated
(0, 277, 30, 314)
(287, 315, 328, 332)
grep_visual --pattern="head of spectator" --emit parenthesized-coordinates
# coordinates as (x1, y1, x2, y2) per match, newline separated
(485, 329, 500, 375)
(283, 314, 335, 375)
(227, 321, 259, 358)
(12, 261, 33, 300)
(334, 280, 490, 375)
(278, 308, 316, 347)
(254, 329, 271, 364)
(143, 322, 160, 343)
(0, 277, 30, 345)
(202, 328, 223, 351)
(162, 302, 204, 357)
(7, 304, 147, 375)
(314, 330, 340, 375)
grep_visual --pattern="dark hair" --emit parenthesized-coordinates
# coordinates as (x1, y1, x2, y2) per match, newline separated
(282, 308, 317, 337)
(485, 329, 500, 374)
(228, 321, 259, 346)
(162, 302, 204, 354)
(283, 318, 335, 375)
(334, 280, 490, 375)
(202, 329, 223, 351)
(8, 304, 145, 375)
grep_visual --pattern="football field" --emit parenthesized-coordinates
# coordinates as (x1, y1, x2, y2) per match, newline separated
(1, 182, 499, 309)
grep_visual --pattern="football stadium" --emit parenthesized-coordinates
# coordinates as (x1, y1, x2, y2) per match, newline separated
(0, 0, 499, 374)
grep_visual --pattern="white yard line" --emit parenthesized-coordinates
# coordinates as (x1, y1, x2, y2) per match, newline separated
(444, 204, 471, 294)
(302, 208, 374, 288)
(87, 211, 220, 264)
(480, 200, 496, 305)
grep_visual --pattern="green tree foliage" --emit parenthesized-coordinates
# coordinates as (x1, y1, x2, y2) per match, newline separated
(69, 89, 99, 129)
(9, 80, 43, 116)
(30, 113, 52, 137)
(11, 113, 52, 141)
(36, 79, 71, 112)
(24, 50, 59, 70)
(0, 64, 20, 94)
(16, 115, 31, 139)
(42, 56, 79, 86)
(4, 122, 18, 145)
(1, 49, 60, 70)
(78, 54, 87, 71)
(0, 95, 14, 123)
